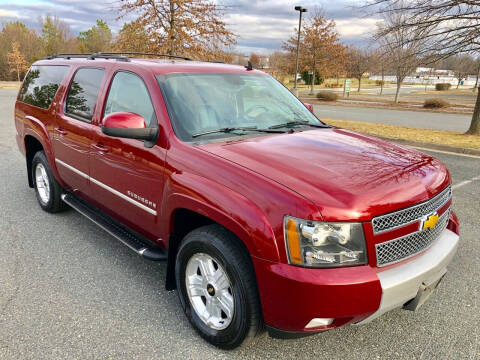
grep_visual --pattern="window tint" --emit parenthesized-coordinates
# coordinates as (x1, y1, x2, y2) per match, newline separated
(104, 72, 155, 126)
(18, 65, 68, 109)
(65, 68, 105, 121)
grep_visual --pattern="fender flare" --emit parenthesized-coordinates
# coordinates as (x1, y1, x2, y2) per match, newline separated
(162, 172, 279, 289)
(23, 120, 62, 186)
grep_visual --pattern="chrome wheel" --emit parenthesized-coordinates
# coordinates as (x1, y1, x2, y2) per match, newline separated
(185, 253, 234, 330)
(35, 163, 50, 204)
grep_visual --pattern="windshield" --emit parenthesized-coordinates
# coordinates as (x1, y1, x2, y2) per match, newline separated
(157, 73, 325, 141)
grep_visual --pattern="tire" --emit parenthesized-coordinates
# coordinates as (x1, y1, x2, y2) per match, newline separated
(31, 151, 66, 213)
(175, 224, 262, 349)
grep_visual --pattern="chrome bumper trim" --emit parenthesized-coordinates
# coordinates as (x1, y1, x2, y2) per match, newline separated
(356, 228, 459, 325)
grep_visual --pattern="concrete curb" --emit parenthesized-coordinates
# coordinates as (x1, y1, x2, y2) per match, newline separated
(379, 137, 480, 156)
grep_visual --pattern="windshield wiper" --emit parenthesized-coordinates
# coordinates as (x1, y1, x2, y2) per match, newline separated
(192, 126, 286, 138)
(268, 120, 329, 129)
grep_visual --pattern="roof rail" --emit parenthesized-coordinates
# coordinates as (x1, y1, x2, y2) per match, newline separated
(97, 52, 192, 61)
(44, 53, 130, 62)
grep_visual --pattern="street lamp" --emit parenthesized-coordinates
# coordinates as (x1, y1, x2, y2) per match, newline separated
(293, 5, 307, 92)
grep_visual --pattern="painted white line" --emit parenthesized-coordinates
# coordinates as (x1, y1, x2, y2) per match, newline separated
(452, 175, 480, 190)
(55, 158, 157, 216)
(411, 146, 480, 159)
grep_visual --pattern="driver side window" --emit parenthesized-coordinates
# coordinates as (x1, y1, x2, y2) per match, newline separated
(104, 71, 155, 126)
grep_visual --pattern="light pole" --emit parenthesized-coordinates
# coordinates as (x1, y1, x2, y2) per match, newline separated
(293, 6, 307, 93)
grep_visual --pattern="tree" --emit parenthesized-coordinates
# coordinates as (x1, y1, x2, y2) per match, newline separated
(268, 51, 290, 81)
(0, 21, 42, 80)
(367, 0, 480, 134)
(117, 0, 236, 60)
(112, 21, 153, 52)
(445, 55, 476, 89)
(39, 16, 78, 55)
(249, 53, 260, 68)
(346, 47, 374, 92)
(283, 9, 346, 94)
(374, 9, 430, 103)
(7, 42, 28, 81)
(79, 20, 112, 53)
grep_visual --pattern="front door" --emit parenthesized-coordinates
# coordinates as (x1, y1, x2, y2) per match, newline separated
(53, 67, 105, 196)
(89, 70, 166, 240)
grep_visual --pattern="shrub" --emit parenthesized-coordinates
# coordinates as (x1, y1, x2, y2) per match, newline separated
(375, 80, 385, 86)
(316, 91, 338, 101)
(435, 83, 451, 91)
(324, 82, 342, 88)
(301, 71, 324, 85)
(423, 98, 450, 108)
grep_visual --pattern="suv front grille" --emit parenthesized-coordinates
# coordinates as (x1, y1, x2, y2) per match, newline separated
(375, 209, 450, 267)
(372, 186, 451, 234)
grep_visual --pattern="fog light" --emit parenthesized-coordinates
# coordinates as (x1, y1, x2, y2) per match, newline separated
(305, 318, 334, 329)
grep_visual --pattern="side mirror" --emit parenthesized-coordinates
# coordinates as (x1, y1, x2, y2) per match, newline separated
(304, 103, 314, 114)
(101, 112, 157, 141)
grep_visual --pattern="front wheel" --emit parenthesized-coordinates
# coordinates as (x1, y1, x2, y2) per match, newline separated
(175, 224, 262, 349)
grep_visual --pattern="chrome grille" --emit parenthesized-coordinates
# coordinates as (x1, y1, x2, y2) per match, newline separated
(372, 186, 451, 234)
(375, 209, 450, 267)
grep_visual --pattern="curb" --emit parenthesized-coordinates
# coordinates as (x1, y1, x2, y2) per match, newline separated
(378, 137, 480, 156)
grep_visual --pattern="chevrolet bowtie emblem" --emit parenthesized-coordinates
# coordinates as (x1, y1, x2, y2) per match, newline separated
(421, 212, 439, 231)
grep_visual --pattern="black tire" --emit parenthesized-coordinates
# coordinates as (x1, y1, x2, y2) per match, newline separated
(175, 224, 262, 349)
(31, 151, 67, 213)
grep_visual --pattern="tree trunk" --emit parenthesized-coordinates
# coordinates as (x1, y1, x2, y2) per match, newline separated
(380, 69, 384, 96)
(169, 0, 175, 56)
(466, 89, 480, 135)
(456, 77, 460, 89)
(394, 80, 401, 103)
(310, 59, 316, 95)
(357, 76, 361, 92)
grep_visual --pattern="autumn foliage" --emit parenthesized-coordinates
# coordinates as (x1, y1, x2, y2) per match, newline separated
(117, 0, 236, 60)
(7, 42, 28, 81)
(283, 10, 347, 93)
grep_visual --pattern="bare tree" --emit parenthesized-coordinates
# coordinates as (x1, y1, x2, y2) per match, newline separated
(375, 9, 431, 103)
(445, 55, 477, 89)
(366, 0, 480, 134)
(347, 47, 374, 92)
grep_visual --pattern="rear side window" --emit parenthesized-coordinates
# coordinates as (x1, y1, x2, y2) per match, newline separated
(18, 65, 68, 109)
(104, 71, 155, 126)
(65, 68, 105, 122)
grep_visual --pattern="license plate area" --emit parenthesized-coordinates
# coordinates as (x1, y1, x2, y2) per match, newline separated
(403, 270, 446, 311)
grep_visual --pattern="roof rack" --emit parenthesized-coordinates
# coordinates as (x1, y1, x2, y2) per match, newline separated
(44, 52, 226, 65)
(45, 53, 130, 62)
(97, 52, 192, 61)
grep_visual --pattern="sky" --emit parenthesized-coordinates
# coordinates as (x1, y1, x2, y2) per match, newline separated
(0, 0, 379, 54)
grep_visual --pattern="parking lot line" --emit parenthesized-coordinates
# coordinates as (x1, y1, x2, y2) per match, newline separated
(411, 146, 480, 159)
(452, 175, 480, 190)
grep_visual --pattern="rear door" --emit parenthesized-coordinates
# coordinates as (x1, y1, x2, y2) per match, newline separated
(52, 67, 105, 195)
(89, 70, 166, 240)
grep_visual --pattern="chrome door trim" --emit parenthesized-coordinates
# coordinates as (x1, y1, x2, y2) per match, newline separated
(55, 158, 157, 216)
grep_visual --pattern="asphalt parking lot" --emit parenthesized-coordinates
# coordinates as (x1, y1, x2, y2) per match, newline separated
(0, 88, 479, 359)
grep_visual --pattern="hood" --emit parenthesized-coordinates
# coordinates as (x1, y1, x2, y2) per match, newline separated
(198, 128, 450, 221)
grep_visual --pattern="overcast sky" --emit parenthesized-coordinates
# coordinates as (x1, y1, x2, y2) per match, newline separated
(0, 0, 378, 54)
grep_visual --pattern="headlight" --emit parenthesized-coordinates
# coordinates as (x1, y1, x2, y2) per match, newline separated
(284, 216, 367, 268)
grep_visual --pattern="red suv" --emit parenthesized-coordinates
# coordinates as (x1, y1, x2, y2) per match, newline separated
(14, 53, 460, 349)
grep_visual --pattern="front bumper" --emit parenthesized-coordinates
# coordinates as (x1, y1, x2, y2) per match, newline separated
(254, 228, 459, 334)
(356, 228, 459, 324)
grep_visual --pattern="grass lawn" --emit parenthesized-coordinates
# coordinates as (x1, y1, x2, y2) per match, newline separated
(323, 118, 480, 150)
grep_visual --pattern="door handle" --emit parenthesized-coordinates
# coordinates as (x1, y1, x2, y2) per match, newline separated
(93, 143, 110, 153)
(54, 127, 67, 136)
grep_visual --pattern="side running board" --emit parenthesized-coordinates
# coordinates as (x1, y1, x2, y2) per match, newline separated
(61, 193, 167, 261)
